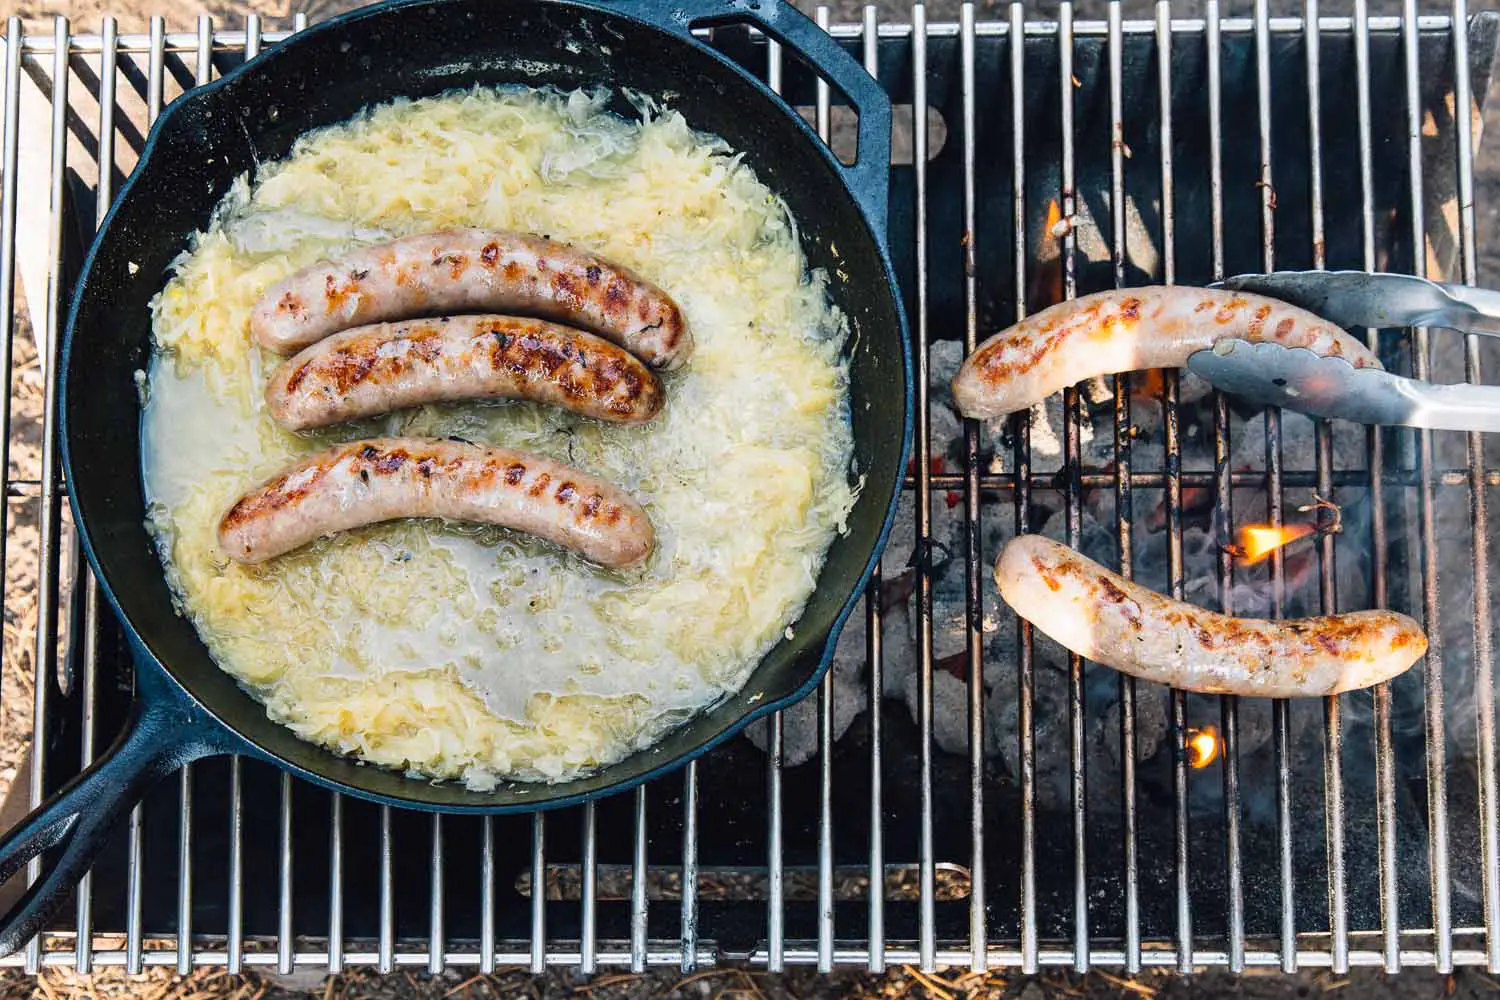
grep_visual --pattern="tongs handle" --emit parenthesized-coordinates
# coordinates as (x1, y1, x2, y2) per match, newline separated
(1441, 283, 1500, 334)
(1217, 270, 1500, 336)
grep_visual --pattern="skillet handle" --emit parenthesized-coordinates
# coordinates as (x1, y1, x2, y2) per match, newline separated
(0, 655, 233, 957)
(618, 0, 893, 235)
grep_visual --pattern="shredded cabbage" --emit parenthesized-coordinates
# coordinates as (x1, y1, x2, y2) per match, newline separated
(144, 86, 855, 786)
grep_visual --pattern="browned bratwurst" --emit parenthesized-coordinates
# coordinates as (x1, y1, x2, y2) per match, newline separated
(265, 315, 664, 431)
(952, 286, 1380, 419)
(218, 437, 654, 569)
(250, 229, 693, 369)
(995, 534, 1426, 697)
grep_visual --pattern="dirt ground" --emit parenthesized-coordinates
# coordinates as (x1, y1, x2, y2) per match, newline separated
(0, 0, 1497, 997)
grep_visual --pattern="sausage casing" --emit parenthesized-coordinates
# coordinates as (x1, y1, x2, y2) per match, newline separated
(952, 286, 1380, 419)
(250, 229, 692, 369)
(265, 315, 665, 431)
(218, 437, 654, 569)
(995, 534, 1426, 697)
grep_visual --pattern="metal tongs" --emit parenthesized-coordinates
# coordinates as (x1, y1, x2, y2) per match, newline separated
(1184, 270, 1500, 431)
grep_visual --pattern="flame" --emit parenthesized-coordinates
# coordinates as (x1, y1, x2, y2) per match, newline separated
(1032, 198, 1066, 306)
(1187, 726, 1221, 769)
(1044, 197, 1066, 237)
(1235, 522, 1317, 565)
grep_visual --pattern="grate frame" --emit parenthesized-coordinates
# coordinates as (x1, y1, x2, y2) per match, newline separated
(0, 1, 1496, 974)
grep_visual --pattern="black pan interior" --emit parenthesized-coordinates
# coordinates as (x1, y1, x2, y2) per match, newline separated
(63, 0, 907, 808)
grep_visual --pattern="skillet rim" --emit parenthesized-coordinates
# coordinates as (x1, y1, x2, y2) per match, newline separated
(59, 0, 915, 813)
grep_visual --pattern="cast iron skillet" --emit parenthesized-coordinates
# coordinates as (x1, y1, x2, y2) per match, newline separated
(0, 0, 911, 953)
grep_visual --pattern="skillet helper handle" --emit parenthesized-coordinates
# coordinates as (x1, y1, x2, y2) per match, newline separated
(0, 662, 229, 957)
(617, 0, 893, 234)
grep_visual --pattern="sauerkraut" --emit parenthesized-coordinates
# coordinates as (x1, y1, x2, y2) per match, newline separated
(142, 86, 855, 786)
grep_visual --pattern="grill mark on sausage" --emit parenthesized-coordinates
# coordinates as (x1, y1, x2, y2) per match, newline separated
(1247, 303, 1272, 338)
(1032, 554, 1062, 592)
(324, 274, 358, 313)
(994, 534, 1427, 697)
(219, 438, 654, 566)
(552, 272, 582, 311)
(267, 316, 661, 429)
(251, 230, 693, 368)
(1094, 574, 1142, 628)
(604, 277, 631, 314)
(220, 462, 329, 532)
(952, 287, 1383, 421)
(277, 291, 306, 319)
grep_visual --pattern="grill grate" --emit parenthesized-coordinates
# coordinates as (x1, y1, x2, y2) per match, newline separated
(0, 1, 1497, 975)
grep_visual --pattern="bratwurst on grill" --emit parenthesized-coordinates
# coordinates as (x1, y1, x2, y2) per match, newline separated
(952, 286, 1379, 419)
(265, 315, 665, 431)
(219, 437, 654, 569)
(995, 534, 1426, 697)
(250, 229, 693, 369)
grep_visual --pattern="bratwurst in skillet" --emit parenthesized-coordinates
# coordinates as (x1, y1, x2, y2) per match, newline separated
(144, 86, 859, 787)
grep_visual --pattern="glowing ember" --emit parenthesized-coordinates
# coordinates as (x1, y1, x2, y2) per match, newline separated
(1234, 522, 1317, 565)
(1187, 726, 1221, 769)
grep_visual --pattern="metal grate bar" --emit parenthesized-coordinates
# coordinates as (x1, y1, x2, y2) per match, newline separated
(1057, 3, 1090, 974)
(1110, 0, 1141, 978)
(763, 32, 786, 981)
(477, 815, 495, 971)
(172, 13, 211, 978)
(1404, 0, 1454, 973)
(27, 12, 69, 977)
(226, 755, 243, 972)
(1008, 0, 1037, 976)
(679, 761, 699, 973)
(581, 801, 598, 974)
(1153, 0, 1195, 978)
(1170, 0, 1213, 973)
(378, 804, 393, 974)
(1302, 0, 1351, 976)
(278, 773, 295, 974)
(1349, 0, 1401, 974)
(1, 16, 1479, 54)
(530, 811, 545, 973)
(910, 0, 936, 974)
(0, 943, 1494, 970)
(814, 6, 836, 978)
(428, 813, 443, 976)
(0, 15, 19, 969)
(957, 0, 986, 975)
(1251, 0, 1298, 976)
(129, 25, 165, 977)
(329, 786, 344, 973)
(1452, 0, 1500, 974)
(225, 18, 259, 978)
(479, 815, 494, 974)
(860, 5, 885, 976)
(72, 11, 114, 976)
(1204, 0, 1248, 976)
(630, 787, 647, 973)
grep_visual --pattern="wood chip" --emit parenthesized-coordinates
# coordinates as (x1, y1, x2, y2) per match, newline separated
(901, 965, 958, 1000)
